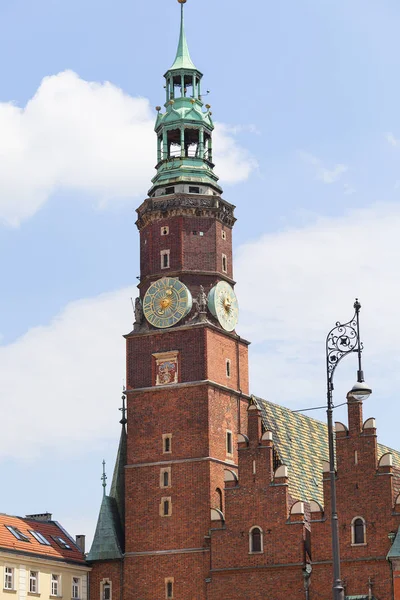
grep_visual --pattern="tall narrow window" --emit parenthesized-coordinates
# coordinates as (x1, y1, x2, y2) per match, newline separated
(352, 517, 366, 545)
(4, 567, 14, 590)
(102, 581, 111, 600)
(226, 359, 231, 378)
(222, 254, 227, 273)
(161, 226, 169, 236)
(165, 579, 174, 599)
(163, 434, 172, 454)
(221, 230, 227, 240)
(72, 578, 80, 600)
(226, 431, 233, 456)
(161, 250, 170, 270)
(51, 575, 60, 597)
(216, 488, 223, 512)
(160, 497, 172, 517)
(249, 527, 263, 553)
(160, 467, 171, 488)
(29, 571, 38, 594)
(164, 500, 170, 516)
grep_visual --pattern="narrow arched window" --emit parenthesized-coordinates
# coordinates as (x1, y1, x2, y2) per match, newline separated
(249, 527, 263, 553)
(352, 517, 366, 545)
(216, 488, 223, 512)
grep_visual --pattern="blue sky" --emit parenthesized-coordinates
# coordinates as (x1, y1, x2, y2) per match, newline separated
(2, 0, 400, 543)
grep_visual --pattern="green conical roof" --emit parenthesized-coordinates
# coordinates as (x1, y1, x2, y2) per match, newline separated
(87, 495, 123, 561)
(87, 424, 127, 562)
(170, 3, 197, 71)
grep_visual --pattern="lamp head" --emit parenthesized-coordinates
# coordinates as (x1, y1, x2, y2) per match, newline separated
(350, 381, 372, 401)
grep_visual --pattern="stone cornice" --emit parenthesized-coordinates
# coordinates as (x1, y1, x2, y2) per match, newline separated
(136, 194, 236, 230)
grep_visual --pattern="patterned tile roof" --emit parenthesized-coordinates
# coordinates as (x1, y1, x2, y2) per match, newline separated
(253, 396, 400, 507)
(0, 514, 85, 564)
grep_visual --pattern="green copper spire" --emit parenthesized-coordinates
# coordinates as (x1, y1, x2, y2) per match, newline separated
(170, 1, 196, 71)
(148, 0, 222, 197)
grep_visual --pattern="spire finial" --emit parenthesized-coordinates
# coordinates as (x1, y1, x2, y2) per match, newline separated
(170, 0, 196, 71)
(101, 460, 107, 497)
(119, 390, 127, 426)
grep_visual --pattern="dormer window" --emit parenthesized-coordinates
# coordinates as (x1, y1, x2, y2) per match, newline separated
(51, 535, 71, 550)
(5, 525, 30, 542)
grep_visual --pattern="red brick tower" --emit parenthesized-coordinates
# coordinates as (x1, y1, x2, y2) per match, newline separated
(123, 2, 249, 598)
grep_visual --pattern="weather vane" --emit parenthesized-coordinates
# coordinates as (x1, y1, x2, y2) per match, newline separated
(101, 460, 107, 496)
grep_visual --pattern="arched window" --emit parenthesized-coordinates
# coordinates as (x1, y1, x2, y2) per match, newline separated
(249, 527, 263, 553)
(352, 517, 366, 545)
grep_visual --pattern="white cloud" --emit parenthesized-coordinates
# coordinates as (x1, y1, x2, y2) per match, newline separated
(1, 203, 400, 460)
(0, 71, 256, 227)
(386, 132, 399, 147)
(234, 202, 400, 445)
(300, 151, 348, 184)
(0, 288, 134, 460)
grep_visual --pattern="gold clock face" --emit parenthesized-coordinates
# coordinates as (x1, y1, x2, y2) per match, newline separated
(208, 281, 239, 332)
(143, 277, 192, 329)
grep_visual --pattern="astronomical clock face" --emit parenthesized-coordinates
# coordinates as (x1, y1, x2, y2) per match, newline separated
(208, 281, 239, 332)
(143, 277, 192, 329)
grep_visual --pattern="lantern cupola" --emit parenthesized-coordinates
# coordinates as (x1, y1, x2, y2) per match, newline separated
(149, 0, 222, 197)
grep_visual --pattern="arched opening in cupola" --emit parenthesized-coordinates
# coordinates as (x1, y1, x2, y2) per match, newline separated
(184, 127, 200, 157)
(167, 129, 181, 157)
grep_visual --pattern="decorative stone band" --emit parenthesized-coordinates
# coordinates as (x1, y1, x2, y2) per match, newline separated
(136, 194, 236, 230)
(125, 547, 209, 557)
(125, 456, 238, 469)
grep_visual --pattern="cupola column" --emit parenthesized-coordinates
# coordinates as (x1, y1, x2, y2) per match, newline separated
(199, 128, 204, 158)
(162, 130, 168, 159)
(180, 126, 185, 157)
(192, 73, 196, 97)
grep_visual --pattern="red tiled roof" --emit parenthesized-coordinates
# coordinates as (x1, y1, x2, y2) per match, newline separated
(0, 514, 86, 564)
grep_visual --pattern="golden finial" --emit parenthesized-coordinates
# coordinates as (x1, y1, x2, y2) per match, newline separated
(178, 0, 187, 3)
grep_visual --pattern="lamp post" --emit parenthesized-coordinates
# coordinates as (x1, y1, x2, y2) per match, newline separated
(326, 299, 372, 600)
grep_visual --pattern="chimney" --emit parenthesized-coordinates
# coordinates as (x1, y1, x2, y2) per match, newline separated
(26, 513, 52, 522)
(75, 535, 86, 553)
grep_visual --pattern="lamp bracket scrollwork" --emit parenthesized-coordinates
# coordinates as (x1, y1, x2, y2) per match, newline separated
(326, 299, 362, 386)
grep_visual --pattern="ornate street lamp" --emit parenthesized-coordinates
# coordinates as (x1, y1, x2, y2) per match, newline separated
(326, 299, 372, 600)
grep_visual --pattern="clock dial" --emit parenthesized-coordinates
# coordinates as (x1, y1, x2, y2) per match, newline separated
(143, 277, 192, 329)
(208, 281, 239, 332)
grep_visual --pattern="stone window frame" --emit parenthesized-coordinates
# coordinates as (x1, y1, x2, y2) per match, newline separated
(160, 497, 172, 518)
(351, 516, 367, 546)
(161, 226, 169, 236)
(249, 526, 264, 554)
(100, 580, 111, 600)
(165, 578, 174, 599)
(160, 249, 170, 270)
(226, 359, 231, 378)
(222, 254, 227, 273)
(162, 434, 172, 454)
(221, 230, 227, 240)
(226, 430, 233, 457)
(160, 467, 172, 489)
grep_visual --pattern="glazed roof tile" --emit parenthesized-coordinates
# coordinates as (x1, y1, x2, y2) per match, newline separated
(0, 514, 85, 564)
(254, 396, 400, 507)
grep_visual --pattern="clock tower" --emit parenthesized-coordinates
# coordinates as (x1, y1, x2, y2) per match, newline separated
(89, 2, 250, 598)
